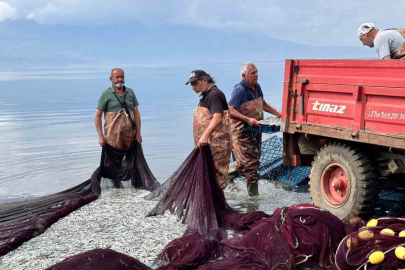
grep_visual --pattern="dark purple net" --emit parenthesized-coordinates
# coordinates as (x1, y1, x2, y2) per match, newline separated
(198, 205, 345, 270)
(335, 218, 405, 270)
(44, 248, 152, 270)
(0, 141, 159, 256)
(146, 145, 345, 269)
(343, 216, 367, 235)
(149, 205, 345, 270)
(0, 181, 97, 256)
(146, 146, 236, 236)
(3, 141, 349, 269)
(97, 142, 160, 193)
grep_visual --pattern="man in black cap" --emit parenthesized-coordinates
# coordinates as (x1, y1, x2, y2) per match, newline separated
(186, 70, 232, 189)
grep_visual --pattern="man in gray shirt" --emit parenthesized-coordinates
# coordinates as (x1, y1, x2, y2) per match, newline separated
(358, 23, 405, 60)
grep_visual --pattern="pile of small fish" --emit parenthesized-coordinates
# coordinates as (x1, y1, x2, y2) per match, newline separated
(258, 117, 281, 126)
(0, 189, 186, 270)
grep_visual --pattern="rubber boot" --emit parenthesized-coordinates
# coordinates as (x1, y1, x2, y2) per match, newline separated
(226, 169, 240, 184)
(247, 182, 259, 196)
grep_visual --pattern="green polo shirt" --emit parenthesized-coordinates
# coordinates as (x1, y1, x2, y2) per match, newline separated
(97, 86, 139, 113)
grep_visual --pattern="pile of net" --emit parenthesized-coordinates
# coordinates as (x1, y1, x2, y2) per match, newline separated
(39, 145, 348, 269)
(0, 142, 159, 256)
(145, 146, 346, 269)
(44, 203, 346, 270)
(45, 249, 151, 270)
(146, 146, 249, 236)
(335, 217, 405, 270)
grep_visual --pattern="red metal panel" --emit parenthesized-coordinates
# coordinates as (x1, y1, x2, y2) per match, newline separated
(296, 60, 405, 88)
(282, 59, 405, 143)
(296, 81, 306, 124)
(306, 90, 354, 128)
(364, 95, 405, 134)
(281, 60, 294, 123)
(353, 87, 365, 132)
(364, 87, 405, 97)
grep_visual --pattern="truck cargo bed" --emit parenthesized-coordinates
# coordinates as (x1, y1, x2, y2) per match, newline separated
(281, 60, 405, 150)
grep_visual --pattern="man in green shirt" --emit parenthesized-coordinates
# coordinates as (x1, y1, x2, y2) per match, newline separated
(94, 68, 142, 149)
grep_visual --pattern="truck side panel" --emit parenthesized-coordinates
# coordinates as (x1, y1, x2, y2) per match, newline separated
(364, 94, 405, 134)
(281, 59, 405, 155)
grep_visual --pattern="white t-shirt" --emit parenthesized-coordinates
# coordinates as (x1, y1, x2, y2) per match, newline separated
(374, 29, 405, 59)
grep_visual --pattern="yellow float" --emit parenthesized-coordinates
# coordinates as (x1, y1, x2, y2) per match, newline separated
(358, 230, 374, 240)
(380, 228, 395, 236)
(369, 251, 384, 264)
(367, 219, 378, 227)
(395, 246, 405, 260)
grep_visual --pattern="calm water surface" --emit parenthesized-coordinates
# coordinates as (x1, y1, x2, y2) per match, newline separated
(0, 62, 289, 199)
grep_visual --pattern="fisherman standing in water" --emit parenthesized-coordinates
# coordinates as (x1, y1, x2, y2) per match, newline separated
(95, 68, 142, 149)
(187, 70, 232, 189)
(228, 62, 281, 196)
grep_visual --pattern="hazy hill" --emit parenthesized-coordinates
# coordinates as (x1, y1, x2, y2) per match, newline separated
(0, 21, 376, 70)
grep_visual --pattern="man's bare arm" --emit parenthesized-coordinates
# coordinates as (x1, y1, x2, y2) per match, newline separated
(94, 109, 105, 147)
(133, 107, 142, 143)
(263, 100, 281, 117)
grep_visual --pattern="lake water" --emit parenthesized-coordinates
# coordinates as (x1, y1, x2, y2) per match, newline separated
(0, 61, 287, 198)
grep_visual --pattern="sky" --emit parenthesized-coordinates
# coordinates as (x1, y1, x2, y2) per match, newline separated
(1, 0, 405, 69)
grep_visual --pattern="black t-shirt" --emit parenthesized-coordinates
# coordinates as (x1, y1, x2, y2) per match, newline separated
(199, 85, 229, 114)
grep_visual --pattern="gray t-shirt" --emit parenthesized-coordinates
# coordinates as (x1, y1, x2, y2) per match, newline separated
(374, 29, 405, 59)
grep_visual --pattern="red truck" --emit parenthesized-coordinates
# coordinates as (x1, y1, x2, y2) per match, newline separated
(281, 59, 405, 220)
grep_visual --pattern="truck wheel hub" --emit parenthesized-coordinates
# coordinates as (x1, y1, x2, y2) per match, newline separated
(321, 163, 350, 207)
(332, 179, 341, 190)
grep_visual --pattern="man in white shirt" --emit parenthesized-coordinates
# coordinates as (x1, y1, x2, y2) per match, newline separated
(358, 23, 405, 60)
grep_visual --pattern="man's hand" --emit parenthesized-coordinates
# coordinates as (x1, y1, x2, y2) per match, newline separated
(135, 133, 142, 144)
(275, 111, 282, 118)
(247, 118, 259, 127)
(98, 135, 106, 147)
(198, 134, 209, 147)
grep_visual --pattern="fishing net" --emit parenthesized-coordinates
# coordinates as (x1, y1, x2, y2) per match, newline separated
(4, 141, 348, 269)
(45, 248, 152, 270)
(146, 146, 238, 236)
(259, 136, 310, 186)
(44, 202, 346, 270)
(335, 217, 405, 270)
(0, 181, 97, 257)
(97, 142, 160, 194)
(146, 146, 345, 269)
(0, 141, 159, 256)
(153, 205, 345, 269)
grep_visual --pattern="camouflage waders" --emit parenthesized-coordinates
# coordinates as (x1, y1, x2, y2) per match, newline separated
(193, 107, 232, 189)
(104, 109, 136, 149)
(392, 29, 405, 59)
(230, 97, 264, 191)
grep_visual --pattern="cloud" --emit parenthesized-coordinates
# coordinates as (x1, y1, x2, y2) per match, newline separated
(3, 0, 405, 46)
(27, 3, 59, 24)
(0, 1, 16, 22)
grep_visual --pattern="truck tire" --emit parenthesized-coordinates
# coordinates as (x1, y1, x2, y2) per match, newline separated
(309, 141, 378, 220)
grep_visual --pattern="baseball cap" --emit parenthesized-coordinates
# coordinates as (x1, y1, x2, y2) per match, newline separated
(185, 70, 207, 85)
(358, 23, 375, 37)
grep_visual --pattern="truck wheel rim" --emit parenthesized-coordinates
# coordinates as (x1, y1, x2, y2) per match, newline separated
(321, 163, 350, 207)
